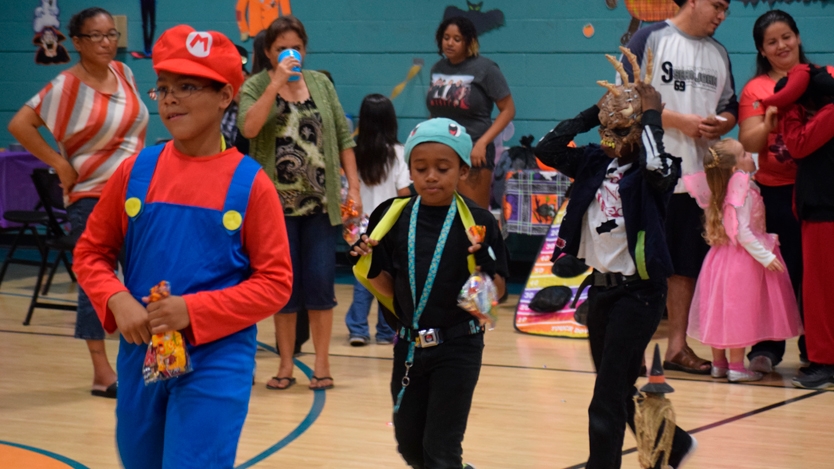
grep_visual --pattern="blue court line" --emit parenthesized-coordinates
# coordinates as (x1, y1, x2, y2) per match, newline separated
(235, 341, 326, 469)
(0, 440, 90, 469)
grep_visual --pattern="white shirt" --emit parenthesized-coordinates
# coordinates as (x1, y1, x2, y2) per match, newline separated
(578, 160, 636, 275)
(620, 20, 737, 193)
(359, 144, 411, 216)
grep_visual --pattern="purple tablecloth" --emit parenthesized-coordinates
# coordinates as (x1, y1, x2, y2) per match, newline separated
(0, 151, 49, 228)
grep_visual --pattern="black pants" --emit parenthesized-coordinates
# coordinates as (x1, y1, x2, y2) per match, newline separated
(391, 333, 483, 469)
(586, 279, 690, 469)
(749, 184, 806, 365)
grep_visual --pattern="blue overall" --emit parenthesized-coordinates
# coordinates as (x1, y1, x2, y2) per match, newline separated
(115, 144, 262, 469)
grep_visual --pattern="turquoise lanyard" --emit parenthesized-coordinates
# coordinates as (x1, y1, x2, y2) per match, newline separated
(394, 196, 458, 413)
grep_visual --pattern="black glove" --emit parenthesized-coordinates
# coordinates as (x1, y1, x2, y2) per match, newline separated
(473, 243, 497, 277)
(809, 64, 834, 98)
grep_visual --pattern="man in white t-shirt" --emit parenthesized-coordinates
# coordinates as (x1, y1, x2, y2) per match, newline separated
(622, 0, 738, 375)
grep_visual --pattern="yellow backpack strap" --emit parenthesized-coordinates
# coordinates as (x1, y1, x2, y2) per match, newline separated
(353, 194, 479, 315)
(454, 192, 477, 274)
(353, 198, 411, 314)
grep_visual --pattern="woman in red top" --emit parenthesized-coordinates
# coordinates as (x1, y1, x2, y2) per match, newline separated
(738, 10, 809, 371)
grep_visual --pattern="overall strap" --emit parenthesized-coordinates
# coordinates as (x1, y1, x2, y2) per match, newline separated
(221, 156, 262, 234)
(125, 144, 165, 219)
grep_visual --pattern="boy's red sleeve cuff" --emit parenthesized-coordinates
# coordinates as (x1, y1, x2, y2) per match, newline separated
(99, 289, 130, 334)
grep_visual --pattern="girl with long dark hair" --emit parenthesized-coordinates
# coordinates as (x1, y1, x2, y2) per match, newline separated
(345, 94, 411, 346)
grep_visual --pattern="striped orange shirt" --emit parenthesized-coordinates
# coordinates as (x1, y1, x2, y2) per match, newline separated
(26, 61, 149, 205)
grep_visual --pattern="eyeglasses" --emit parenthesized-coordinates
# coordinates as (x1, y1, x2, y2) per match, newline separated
(147, 83, 206, 101)
(76, 31, 121, 43)
(710, 1, 730, 16)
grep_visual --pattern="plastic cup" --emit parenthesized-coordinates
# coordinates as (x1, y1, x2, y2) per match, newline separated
(278, 49, 302, 82)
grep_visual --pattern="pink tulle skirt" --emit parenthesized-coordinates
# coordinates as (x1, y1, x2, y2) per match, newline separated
(688, 243, 802, 349)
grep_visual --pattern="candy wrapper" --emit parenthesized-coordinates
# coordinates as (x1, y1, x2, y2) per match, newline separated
(143, 281, 193, 385)
(457, 272, 498, 330)
(466, 225, 486, 245)
(341, 199, 368, 245)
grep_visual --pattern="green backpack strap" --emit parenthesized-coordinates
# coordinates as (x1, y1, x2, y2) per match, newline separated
(353, 193, 478, 317)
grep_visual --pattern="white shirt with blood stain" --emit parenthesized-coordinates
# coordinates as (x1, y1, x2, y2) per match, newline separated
(577, 159, 637, 275)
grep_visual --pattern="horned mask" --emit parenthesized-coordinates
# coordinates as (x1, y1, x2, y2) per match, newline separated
(596, 47, 654, 158)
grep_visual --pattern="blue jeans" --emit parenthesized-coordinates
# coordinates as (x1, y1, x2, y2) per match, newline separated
(68, 198, 105, 340)
(280, 213, 339, 313)
(345, 280, 394, 341)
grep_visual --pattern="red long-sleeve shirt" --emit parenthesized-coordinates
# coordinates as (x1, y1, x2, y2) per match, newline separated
(73, 144, 293, 345)
(781, 102, 834, 159)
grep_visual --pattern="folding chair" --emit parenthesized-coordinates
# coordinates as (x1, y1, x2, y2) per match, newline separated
(23, 168, 78, 326)
(0, 183, 72, 293)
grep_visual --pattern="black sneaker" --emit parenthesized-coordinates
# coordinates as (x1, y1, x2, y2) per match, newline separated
(791, 364, 834, 389)
(667, 433, 697, 469)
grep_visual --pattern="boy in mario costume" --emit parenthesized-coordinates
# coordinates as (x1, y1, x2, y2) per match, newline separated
(73, 25, 292, 468)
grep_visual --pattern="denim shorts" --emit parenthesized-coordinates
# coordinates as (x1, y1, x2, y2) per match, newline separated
(280, 213, 339, 313)
(68, 197, 106, 340)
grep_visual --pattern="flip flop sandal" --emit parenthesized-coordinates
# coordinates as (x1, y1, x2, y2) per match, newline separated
(309, 375, 335, 390)
(663, 347, 711, 375)
(91, 382, 118, 399)
(266, 376, 296, 390)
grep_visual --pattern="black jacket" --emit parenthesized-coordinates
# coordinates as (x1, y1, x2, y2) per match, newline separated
(534, 106, 681, 280)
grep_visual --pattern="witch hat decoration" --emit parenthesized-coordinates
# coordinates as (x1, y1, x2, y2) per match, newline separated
(640, 344, 675, 394)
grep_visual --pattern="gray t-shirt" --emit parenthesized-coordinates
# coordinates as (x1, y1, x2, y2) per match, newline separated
(427, 55, 511, 142)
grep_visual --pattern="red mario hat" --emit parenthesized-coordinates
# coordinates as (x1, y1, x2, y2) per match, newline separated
(152, 25, 244, 95)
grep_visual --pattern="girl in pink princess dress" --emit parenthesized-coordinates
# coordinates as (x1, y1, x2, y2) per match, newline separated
(684, 138, 802, 383)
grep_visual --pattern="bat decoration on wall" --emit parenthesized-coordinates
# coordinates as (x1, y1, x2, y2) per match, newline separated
(443, 1, 505, 35)
(130, 0, 157, 59)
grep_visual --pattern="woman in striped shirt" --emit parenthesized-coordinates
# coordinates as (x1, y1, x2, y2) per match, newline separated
(8, 7, 148, 399)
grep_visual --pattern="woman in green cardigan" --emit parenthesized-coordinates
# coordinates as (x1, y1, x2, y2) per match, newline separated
(239, 15, 361, 391)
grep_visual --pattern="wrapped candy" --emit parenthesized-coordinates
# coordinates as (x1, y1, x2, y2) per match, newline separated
(466, 225, 486, 245)
(457, 272, 499, 330)
(143, 281, 193, 385)
(340, 199, 368, 245)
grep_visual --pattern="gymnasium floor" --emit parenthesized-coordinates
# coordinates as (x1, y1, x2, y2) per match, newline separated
(0, 259, 831, 468)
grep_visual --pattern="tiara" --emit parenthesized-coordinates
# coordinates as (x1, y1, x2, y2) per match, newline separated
(704, 148, 721, 170)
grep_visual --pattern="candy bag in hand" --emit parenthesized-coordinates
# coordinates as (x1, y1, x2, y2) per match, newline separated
(341, 199, 368, 245)
(458, 272, 498, 330)
(143, 281, 193, 385)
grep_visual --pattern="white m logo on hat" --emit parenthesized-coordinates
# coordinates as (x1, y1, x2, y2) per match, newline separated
(186, 31, 212, 58)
